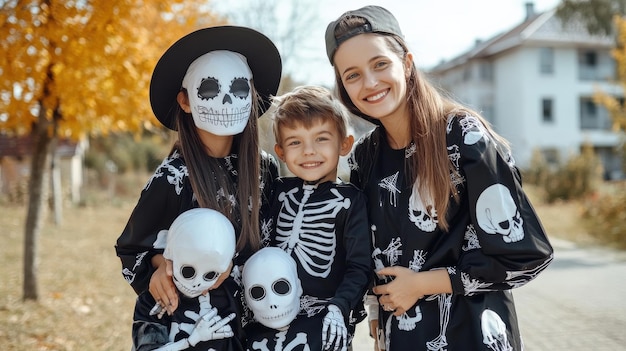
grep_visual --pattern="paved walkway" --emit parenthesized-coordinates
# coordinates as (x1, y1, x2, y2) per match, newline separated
(350, 238, 626, 350)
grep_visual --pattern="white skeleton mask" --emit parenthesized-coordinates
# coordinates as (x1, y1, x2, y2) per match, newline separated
(181, 50, 253, 136)
(242, 247, 302, 330)
(163, 208, 235, 298)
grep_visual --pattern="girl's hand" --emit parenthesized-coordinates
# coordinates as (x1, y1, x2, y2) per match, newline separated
(149, 255, 179, 315)
(206, 261, 233, 292)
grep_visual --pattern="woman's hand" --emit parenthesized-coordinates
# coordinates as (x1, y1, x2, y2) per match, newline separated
(372, 267, 452, 317)
(373, 266, 423, 316)
(149, 254, 179, 315)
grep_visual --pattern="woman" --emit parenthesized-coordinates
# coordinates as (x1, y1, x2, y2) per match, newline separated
(325, 6, 553, 351)
(115, 26, 281, 350)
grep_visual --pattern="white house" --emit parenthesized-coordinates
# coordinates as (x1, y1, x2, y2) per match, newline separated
(429, 2, 624, 179)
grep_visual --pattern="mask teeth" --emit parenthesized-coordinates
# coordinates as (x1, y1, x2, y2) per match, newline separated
(196, 105, 251, 127)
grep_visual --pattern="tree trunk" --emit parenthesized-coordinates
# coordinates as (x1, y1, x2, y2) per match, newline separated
(51, 151, 62, 225)
(23, 117, 55, 301)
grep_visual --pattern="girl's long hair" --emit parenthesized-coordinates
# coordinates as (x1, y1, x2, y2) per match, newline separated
(174, 86, 262, 252)
(332, 17, 508, 231)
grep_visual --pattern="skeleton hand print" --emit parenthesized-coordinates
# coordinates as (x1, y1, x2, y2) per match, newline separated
(186, 307, 236, 347)
(322, 304, 347, 351)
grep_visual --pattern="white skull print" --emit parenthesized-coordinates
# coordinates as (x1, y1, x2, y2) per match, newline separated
(408, 182, 438, 232)
(243, 247, 302, 330)
(182, 50, 253, 135)
(481, 309, 512, 351)
(163, 208, 236, 298)
(476, 184, 524, 243)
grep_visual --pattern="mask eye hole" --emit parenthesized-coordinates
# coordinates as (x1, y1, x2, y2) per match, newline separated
(204, 271, 219, 281)
(180, 265, 196, 279)
(198, 77, 219, 100)
(272, 279, 292, 296)
(230, 78, 250, 99)
(249, 285, 266, 301)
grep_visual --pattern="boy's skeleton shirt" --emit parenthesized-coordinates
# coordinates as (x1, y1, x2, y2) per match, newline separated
(274, 184, 350, 278)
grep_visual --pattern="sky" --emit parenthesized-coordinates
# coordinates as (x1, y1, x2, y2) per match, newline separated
(298, 0, 562, 86)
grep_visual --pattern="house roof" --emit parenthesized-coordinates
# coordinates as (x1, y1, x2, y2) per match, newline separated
(429, 8, 614, 73)
(0, 134, 84, 158)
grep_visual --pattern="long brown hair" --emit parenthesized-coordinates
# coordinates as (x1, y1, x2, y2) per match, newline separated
(332, 17, 507, 231)
(174, 87, 262, 252)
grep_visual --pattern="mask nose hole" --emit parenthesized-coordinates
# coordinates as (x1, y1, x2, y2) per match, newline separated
(222, 94, 232, 104)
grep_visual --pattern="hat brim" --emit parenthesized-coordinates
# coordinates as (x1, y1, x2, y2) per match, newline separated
(150, 26, 282, 130)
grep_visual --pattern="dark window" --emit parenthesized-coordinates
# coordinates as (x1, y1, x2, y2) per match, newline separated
(542, 98, 553, 123)
(581, 51, 597, 66)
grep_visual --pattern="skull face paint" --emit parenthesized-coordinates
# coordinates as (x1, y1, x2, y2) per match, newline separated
(182, 50, 253, 136)
(163, 208, 236, 298)
(242, 247, 302, 330)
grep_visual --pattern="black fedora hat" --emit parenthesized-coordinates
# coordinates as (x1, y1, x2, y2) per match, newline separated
(150, 26, 282, 130)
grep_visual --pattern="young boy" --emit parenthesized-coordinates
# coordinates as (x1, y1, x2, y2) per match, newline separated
(132, 208, 241, 351)
(247, 86, 372, 351)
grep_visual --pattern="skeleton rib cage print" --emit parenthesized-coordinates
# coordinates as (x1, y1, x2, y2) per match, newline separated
(275, 184, 350, 278)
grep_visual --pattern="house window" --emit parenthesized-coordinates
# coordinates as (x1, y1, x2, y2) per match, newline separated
(479, 62, 493, 81)
(541, 98, 554, 123)
(580, 51, 597, 67)
(580, 97, 612, 129)
(578, 50, 599, 80)
(463, 66, 472, 81)
(539, 47, 554, 74)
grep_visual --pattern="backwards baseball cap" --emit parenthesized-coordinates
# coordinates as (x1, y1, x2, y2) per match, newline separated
(150, 26, 282, 130)
(325, 5, 403, 63)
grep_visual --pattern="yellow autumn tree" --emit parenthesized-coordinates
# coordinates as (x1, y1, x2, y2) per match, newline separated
(0, 0, 224, 300)
(594, 15, 626, 132)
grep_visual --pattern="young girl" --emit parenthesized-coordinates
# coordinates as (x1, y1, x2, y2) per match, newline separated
(115, 26, 281, 350)
(325, 6, 553, 351)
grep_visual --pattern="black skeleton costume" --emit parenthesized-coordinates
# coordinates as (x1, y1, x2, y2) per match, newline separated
(116, 25, 282, 351)
(349, 113, 553, 351)
(246, 177, 372, 350)
(133, 267, 243, 351)
(116, 148, 278, 350)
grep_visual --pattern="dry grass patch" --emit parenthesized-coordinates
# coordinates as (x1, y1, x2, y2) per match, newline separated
(0, 200, 137, 350)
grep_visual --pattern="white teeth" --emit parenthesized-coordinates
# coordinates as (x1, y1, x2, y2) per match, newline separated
(367, 91, 387, 101)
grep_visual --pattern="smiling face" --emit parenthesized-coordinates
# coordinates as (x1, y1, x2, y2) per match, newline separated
(333, 34, 412, 125)
(274, 118, 353, 184)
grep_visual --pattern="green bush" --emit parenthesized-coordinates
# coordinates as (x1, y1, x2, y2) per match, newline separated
(522, 148, 552, 186)
(524, 144, 626, 248)
(581, 182, 626, 249)
(526, 144, 604, 203)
